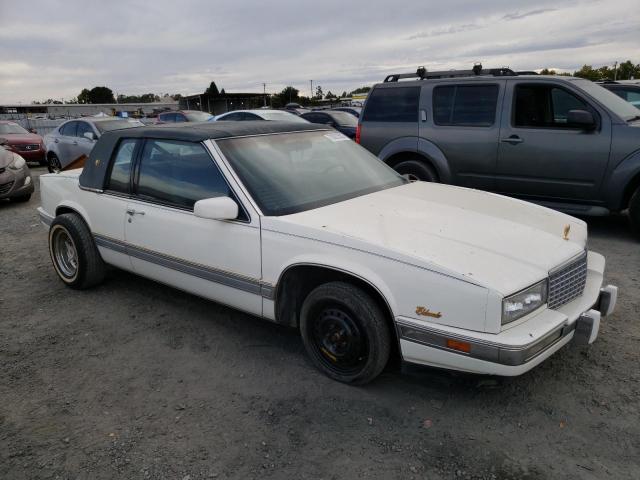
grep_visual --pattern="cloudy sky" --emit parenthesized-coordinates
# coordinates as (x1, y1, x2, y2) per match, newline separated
(0, 0, 639, 103)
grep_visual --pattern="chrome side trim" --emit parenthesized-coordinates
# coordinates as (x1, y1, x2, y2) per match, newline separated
(93, 233, 274, 298)
(78, 185, 104, 193)
(397, 319, 576, 366)
(38, 209, 54, 226)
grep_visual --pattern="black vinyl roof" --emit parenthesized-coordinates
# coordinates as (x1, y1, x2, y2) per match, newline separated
(79, 121, 328, 191)
(101, 120, 327, 142)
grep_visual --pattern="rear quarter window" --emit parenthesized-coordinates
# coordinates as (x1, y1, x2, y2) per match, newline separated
(433, 84, 499, 126)
(362, 86, 420, 122)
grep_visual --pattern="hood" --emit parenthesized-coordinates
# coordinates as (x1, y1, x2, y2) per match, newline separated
(0, 132, 43, 144)
(276, 182, 587, 295)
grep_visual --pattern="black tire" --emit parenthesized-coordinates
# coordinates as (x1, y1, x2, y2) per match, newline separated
(9, 194, 31, 203)
(300, 281, 390, 385)
(394, 159, 438, 182)
(47, 152, 61, 173)
(629, 186, 640, 236)
(48, 213, 105, 289)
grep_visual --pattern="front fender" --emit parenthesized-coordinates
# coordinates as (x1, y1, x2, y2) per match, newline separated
(603, 148, 640, 210)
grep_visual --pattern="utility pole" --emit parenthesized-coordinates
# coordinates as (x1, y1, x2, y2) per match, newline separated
(310, 80, 313, 99)
(613, 61, 618, 81)
(263, 83, 267, 107)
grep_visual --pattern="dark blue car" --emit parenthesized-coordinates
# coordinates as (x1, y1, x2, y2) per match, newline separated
(300, 110, 358, 139)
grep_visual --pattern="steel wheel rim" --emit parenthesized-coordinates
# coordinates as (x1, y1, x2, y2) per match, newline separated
(50, 154, 61, 173)
(311, 305, 369, 375)
(52, 228, 78, 278)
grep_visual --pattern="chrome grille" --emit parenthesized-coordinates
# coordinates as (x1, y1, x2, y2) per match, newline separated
(548, 252, 588, 309)
(0, 181, 14, 194)
(17, 144, 39, 151)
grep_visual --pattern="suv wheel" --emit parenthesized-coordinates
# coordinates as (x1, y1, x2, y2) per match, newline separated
(629, 186, 640, 237)
(47, 152, 61, 173)
(394, 159, 438, 182)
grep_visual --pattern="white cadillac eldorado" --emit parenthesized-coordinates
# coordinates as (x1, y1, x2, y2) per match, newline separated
(37, 122, 617, 384)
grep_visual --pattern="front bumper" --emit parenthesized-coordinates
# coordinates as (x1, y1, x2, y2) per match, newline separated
(398, 252, 617, 376)
(0, 166, 34, 199)
(11, 148, 45, 162)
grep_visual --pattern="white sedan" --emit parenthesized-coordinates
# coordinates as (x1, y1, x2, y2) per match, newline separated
(37, 121, 617, 384)
(212, 109, 309, 123)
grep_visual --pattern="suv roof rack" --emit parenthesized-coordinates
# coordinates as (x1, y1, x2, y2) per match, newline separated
(383, 63, 518, 82)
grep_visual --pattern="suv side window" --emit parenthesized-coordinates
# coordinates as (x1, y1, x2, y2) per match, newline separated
(60, 121, 78, 137)
(136, 139, 245, 219)
(107, 139, 137, 194)
(362, 87, 420, 122)
(433, 85, 499, 126)
(514, 84, 591, 128)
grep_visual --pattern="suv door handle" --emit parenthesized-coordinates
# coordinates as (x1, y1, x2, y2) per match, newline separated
(501, 135, 524, 145)
(54, 138, 59, 143)
(72, 141, 78, 145)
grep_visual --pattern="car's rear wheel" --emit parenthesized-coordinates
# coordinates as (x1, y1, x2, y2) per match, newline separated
(300, 281, 390, 385)
(47, 152, 61, 173)
(629, 186, 640, 237)
(393, 159, 438, 182)
(48, 213, 105, 289)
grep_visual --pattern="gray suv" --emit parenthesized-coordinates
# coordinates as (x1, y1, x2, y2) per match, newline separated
(357, 66, 640, 234)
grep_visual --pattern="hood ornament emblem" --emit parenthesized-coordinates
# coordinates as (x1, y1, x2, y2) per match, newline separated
(562, 224, 571, 241)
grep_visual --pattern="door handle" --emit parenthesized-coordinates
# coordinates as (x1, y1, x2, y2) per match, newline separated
(420, 110, 427, 122)
(72, 141, 78, 145)
(126, 208, 145, 216)
(500, 135, 524, 145)
(54, 138, 59, 143)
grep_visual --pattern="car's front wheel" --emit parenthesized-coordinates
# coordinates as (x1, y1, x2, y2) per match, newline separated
(48, 213, 105, 289)
(47, 152, 61, 173)
(629, 186, 640, 237)
(300, 281, 390, 385)
(394, 159, 438, 182)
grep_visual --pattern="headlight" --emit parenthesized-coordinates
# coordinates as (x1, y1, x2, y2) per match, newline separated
(9, 155, 26, 171)
(502, 280, 548, 325)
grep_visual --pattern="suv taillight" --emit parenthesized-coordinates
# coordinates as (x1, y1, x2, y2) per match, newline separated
(355, 124, 361, 144)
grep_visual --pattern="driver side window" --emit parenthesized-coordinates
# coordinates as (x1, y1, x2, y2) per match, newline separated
(514, 84, 592, 129)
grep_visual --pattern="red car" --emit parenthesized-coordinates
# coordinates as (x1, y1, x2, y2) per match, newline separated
(0, 121, 46, 165)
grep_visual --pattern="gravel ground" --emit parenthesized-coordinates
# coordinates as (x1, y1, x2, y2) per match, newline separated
(1, 167, 639, 480)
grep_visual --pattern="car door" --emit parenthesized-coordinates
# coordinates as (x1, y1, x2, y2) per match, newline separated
(124, 138, 262, 315)
(421, 82, 504, 190)
(91, 138, 138, 271)
(496, 80, 612, 201)
(74, 121, 97, 159)
(56, 121, 78, 165)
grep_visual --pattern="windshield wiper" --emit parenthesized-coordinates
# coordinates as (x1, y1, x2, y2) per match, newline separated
(627, 115, 640, 123)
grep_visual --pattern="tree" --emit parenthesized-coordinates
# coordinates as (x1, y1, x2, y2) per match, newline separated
(573, 65, 603, 81)
(615, 60, 640, 80)
(325, 91, 336, 100)
(205, 81, 220, 97)
(539, 68, 557, 75)
(315, 85, 323, 99)
(350, 86, 371, 95)
(78, 88, 91, 104)
(220, 88, 226, 96)
(275, 86, 299, 106)
(341, 91, 347, 98)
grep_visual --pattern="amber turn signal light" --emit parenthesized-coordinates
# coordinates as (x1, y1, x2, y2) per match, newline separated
(446, 339, 471, 353)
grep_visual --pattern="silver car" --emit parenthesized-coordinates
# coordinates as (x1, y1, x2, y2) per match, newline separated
(44, 117, 143, 172)
(213, 109, 309, 123)
(0, 146, 34, 203)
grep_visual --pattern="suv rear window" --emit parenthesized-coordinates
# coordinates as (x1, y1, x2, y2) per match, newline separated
(433, 85, 499, 126)
(362, 87, 419, 122)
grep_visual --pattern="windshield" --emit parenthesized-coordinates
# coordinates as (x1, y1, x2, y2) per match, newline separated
(185, 111, 213, 122)
(259, 111, 309, 123)
(95, 120, 144, 133)
(217, 130, 407, 216)
(574, 79, 640, 121)
(329, 111, 357, 126)
(0, 123, 29, 134)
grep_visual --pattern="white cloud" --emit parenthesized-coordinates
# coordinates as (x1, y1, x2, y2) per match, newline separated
(0, 0, 638, 103)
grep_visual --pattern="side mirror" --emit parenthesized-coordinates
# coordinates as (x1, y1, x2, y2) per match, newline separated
(567, 110, 596, 129)
(28, 128, 37, 134)
(194, 197, 239, 220)
(83, 131, 96, 141)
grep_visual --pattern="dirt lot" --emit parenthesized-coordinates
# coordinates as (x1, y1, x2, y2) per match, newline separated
(1, 167, 639, 480)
